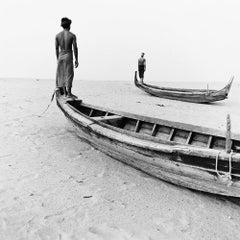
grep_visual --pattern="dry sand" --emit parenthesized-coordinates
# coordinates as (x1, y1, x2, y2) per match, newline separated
(0, 78, 240, 240)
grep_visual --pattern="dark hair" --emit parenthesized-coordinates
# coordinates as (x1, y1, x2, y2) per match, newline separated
(61, 17, 72, 29)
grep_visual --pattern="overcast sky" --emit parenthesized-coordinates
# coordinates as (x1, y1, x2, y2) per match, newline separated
(0, 0, 240, 82)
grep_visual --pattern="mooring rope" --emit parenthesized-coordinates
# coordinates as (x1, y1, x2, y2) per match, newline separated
(33, 88, 59, 117)
(215, 151, 233, 186)
(0, 88, 60, 124)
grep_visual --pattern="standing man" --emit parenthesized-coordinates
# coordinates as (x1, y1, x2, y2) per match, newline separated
(138, 53, 146, 83)
(55, 17, 79, 98)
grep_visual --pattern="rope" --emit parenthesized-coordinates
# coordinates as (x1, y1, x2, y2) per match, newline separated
(33, 88, 59, 117)
(215, 151, 233, 186)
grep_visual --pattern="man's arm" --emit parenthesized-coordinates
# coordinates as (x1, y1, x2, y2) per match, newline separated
(73, 35, 79, 68)
(55, 36, 59, 60)
(144, 59, 146, 71)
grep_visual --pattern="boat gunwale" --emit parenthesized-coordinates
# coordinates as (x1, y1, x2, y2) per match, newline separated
(56, 96, 240, 164)
(134, 71, 233, 95)
(65, 98, 240, 142)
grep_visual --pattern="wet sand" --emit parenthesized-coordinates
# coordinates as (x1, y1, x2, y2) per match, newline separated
(0, 78, 240, 240)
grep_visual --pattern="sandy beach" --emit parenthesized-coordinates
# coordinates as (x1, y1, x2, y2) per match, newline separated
(1, 78, 240, 240)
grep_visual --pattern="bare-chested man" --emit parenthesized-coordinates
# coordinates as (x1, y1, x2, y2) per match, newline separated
(55, 17, 79, 98)
(138, 53, 146, 83)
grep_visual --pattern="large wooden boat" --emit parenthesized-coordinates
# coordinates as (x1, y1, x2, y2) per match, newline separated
(134, 71, 234, 103)
(56, 92, 240, 197)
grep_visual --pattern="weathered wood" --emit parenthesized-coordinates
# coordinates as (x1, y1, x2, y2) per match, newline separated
(123, 119, 137, 132)
(139, 122, 153, 135)
(134, 120, 141, 133)
(91, 115, 122, 122)
(62, 99, 240, 165)
(56, 94, 240, 197)
(186, 131, 192, 144)
(236, 146, 240, 151)
(67, 100, 240, 152)
(207, 136, 213, 148)
(226, 114, 232, 153)
(81, 133, 240, 196)
(168, 128, 175, 141)
(151, 124, 158, 136)
(134, 71, 233, 103)
(73, 101, 240, 141)
(89, 109, 94, 117)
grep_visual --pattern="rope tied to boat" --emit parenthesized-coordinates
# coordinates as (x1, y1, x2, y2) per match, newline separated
(34, 88, 59, 117)
(215, 151, 233, 186)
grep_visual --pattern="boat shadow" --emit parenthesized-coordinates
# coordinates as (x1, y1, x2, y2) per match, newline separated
(189, 188, 240, 207)
(138, 170, 240, 206)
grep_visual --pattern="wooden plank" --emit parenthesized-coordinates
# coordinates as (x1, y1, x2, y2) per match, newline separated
(65, 100, 240, 154)
(58, 102, 240, 197)
(59, 99, 240, 163)
(228, 140, 233, 152)
(92, 115, 122, 122)
(66, 99, 240, 142)
(73, 124, 240, 195)
(236, 146, 240, 151)
(226, 114, 232, 153)
(134, 120, 141, 133)
(168, 128, 175, 141)
(78, 102, 240, 141)
(89, 109, 94, 117)
(151, 124, 158, 136)
(207, 136, 213, 148)
(186, 131, 192, 144)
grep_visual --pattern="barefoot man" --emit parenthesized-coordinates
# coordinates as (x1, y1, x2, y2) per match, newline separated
(55, 17, 79, 98)
(138, 53, 146, 83)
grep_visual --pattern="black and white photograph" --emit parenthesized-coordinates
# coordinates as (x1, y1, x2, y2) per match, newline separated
(1, 0, 240, 239)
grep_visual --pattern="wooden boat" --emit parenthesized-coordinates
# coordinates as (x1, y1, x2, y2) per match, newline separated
(134, 71, 234, 103)
(56, 92, 240, 197)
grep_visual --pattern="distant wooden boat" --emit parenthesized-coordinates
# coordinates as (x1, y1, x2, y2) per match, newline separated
(56, 92, 240, 197)
(134, 71, 234, 103)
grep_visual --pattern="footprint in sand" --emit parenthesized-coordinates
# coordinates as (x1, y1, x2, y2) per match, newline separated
(118, 180, 137, 192)
(17, 173, 39, 182)
(87, 223, 151, 240)
(153, 209, 191, 234)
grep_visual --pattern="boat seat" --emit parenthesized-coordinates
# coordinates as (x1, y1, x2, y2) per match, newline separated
(91, 114, 123, 122)
(235, 146, 240, 152)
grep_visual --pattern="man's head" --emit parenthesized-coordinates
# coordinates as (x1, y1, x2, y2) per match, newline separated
(61, 17, 72, 30)
(141, 52, 145, 57)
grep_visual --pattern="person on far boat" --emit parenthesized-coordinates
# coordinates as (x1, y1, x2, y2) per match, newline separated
(138, 52, 146, 83)
(55, 17, 79, 98)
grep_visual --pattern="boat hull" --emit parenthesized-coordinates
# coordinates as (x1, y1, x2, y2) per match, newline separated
(134, 72, 233, 103)
(57, 97, 240, 197)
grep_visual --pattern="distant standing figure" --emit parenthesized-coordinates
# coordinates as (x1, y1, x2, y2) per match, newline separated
(55, 17, 79, 98)
(138, 53, 146, 83)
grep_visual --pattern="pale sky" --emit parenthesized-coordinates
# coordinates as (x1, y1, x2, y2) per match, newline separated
(0, 0, 240, 82)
